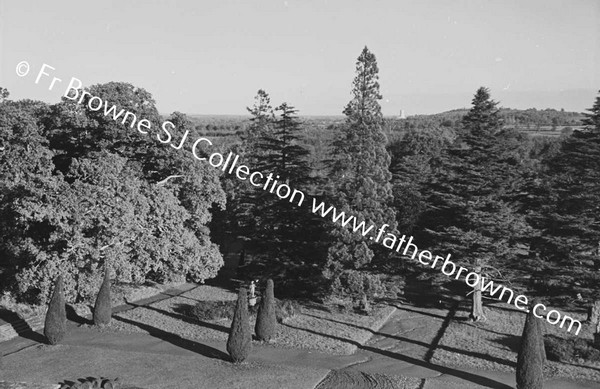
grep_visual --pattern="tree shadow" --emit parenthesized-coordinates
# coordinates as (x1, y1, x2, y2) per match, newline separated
(0, 308, 46, 344)
(282, 322, 513, 389)
(303, 305, 515, 369)
(112, 315, 229, 361)
(126, 302, 230, 334)
(493, 334, 521, 354)
(391, 304, 448, 320)
(66, 304, 93, 326)
(424, 301, 458, 362)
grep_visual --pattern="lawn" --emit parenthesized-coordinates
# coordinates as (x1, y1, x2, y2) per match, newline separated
(106, 285, 395, 355)
(430, 300, 600, 383)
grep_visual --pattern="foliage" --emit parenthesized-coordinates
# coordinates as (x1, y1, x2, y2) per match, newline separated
(223, 91, 325, 295)
(527, 90, 600, 299)
(93, 265, 112, 326)
(516, 309, 545, 389)
(44, 275, 67, 345)
(275, 299, 300, 323)
(190, 300, 235, 321)
(544, 334, 600, 363)
(226, 287, 252, 363)
(59, 376, 121, 389)
(0, 83, 225, 304)
(255, 279, 277, 341)
(330, 270, 385, 302)
(323, 46, 397, 299)
(388, 127, 451, 234)
(0, 87, 9, 102)
(422, 87, 534, 284)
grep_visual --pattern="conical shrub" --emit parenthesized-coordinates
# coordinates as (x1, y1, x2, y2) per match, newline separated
(93, 265, 112, 326)
(44, 275, 67, 345)
(255, 279, 277, 342)
(227, 287, 252, 363)
(536, 312, 547, 364)
(516, 308, 544, 389)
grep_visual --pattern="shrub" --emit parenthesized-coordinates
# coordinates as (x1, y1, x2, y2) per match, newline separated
(331, 270, 385, 301)
(226, 287, 252, 363)
(516, 309, 544, 389)
(59, 376, 120, 389)
(44, 275, 67, 345)
(190, 300, 235, 321)
(544, 334, 600, 363)
(93, 265, 112, 326)
(276, 299, 300, 323)
(255, 279, 277, 341)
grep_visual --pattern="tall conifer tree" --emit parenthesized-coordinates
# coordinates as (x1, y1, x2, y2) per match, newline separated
(423, 87, 532, 320)
(323, 46, 397, 300)
(238, 92, 323, 291)
(533, 91, 600, 331)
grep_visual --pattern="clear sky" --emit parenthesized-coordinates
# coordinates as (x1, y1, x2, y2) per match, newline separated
(1, 0, 598, 116)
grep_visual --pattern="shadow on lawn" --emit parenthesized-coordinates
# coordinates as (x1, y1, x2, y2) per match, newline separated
(112, 315, 229, 361)
(0, 308, 46, 344)
(494, 334, 521, 354)
(66, 304, 93, 326)
(304, 303, 516, 369)
(126, 301, 230, 334)
(283, 322, 514, 389)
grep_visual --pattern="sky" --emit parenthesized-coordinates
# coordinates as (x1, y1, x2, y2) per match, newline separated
(0, 0, 599, 116)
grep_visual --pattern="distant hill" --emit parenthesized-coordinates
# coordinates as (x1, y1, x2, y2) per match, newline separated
(386, 107, 586, 137)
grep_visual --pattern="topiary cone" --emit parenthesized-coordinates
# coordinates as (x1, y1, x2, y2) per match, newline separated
(516, 307, 544, 389)
(226, 287, 252, 363)
(255, 279, 277, 341)
(93, 265, 112, 326)
(44, 275, 67, 345)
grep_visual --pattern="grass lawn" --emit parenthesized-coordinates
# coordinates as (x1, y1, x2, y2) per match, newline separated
(1, 343, 328, 389)
(430, 300, 600, 383)
(107, 285, 395, 355)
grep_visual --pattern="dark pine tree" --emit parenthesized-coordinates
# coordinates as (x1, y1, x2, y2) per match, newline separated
(533, 90, 600, 342)
(516, 308, 544, 389)
(93, 265, 112, 326)
(422, 87, 533, 321)
(323, 46, 397, 302)
(238, 93, 324, 293)
(230, 90, 276, 249)
(44, 275, 67, 345)
(227, 287, 252, 363)
(255, 279, 277, 341)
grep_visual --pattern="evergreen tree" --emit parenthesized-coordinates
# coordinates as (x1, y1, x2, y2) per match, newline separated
(44, 275, 67, 345)
(388, 128, 450, 234)
(516, 308, 545, 389)
(423, 87, 533, 320)
(323, 46, 397, 300)
(236, 92, 323, 293)
(255, 279, 277, 341)
(532, 90, 600, 328)
(250, 102, 319, 255)
(227, 287, 252, 363)
(93, 265, 112, 326)
(229, 90, 275, 244)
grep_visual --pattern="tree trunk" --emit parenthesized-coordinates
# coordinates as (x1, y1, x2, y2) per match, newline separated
(470, 264, 486, 322)
(587, 300, 600, 324)
(593, 300, 600, 347)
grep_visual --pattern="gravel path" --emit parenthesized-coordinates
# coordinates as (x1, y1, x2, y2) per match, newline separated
(314, 370, 422, 389)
